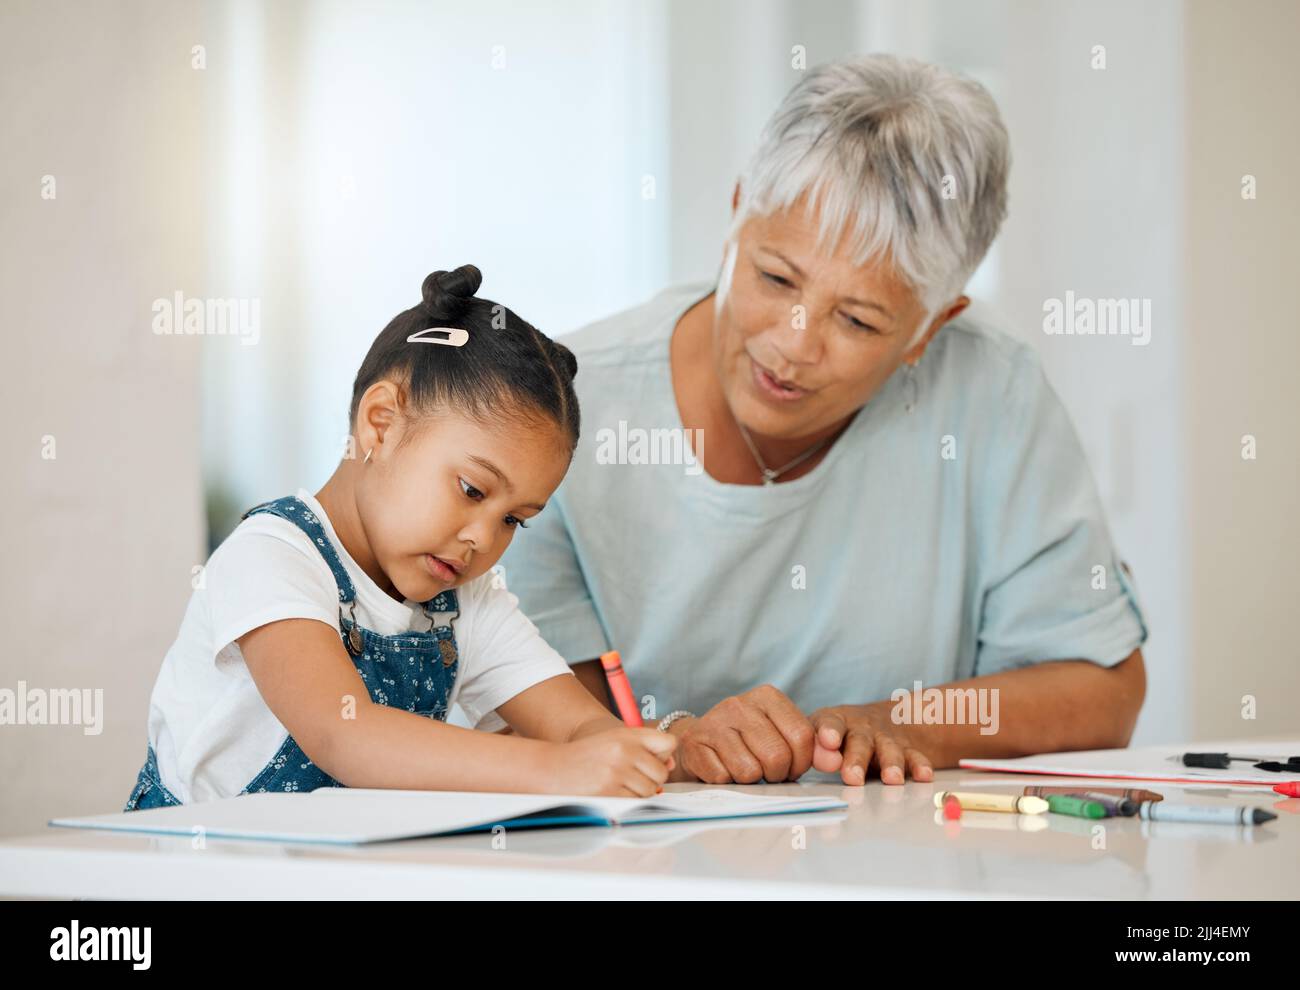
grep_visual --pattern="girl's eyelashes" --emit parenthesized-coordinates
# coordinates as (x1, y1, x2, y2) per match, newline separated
(459, 477, 530, 530)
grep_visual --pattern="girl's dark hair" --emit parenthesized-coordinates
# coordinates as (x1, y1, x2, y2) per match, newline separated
(349, 265, 579, 449)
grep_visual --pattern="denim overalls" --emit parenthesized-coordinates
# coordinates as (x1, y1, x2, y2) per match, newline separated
(124, 495, 462, 810)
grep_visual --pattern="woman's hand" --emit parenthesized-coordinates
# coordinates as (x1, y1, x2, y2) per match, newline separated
(809, 703, 935, 785)
(670, 685, 817, 784)
(543, 727, 677, 797)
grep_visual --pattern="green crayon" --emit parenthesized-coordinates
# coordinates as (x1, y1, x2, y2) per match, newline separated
(1046, 794, 1108, 819)
(1057, 791, 1139, 817)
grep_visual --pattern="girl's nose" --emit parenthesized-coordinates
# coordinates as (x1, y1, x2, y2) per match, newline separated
(457, 518, 493, 552)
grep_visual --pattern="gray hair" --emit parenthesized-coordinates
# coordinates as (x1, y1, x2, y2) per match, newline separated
(719, 53, 1011, 342)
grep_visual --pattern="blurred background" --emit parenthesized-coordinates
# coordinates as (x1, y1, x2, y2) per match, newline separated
(2, 0, 1296, 837)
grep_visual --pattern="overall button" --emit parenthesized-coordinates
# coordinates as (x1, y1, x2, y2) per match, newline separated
(346, 625, 364, 655)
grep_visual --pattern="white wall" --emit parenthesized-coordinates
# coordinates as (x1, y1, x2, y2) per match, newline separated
(0, 0, 207, 836)
(1184, 0, 1300, 738)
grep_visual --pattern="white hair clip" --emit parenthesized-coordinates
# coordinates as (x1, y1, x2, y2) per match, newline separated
(407, 326, 469, 347)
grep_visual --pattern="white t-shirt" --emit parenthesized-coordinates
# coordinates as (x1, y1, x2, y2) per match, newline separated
(147, 488, 573, 803)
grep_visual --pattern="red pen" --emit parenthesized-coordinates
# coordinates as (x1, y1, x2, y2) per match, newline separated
(1273, 782, 1300, 798)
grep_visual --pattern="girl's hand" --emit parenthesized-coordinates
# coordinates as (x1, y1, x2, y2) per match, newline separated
(543, 728, 678, 797)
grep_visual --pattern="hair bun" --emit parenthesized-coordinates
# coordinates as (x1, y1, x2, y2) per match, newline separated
(421, 265, 483, 318)
(549, 339, 578, 382)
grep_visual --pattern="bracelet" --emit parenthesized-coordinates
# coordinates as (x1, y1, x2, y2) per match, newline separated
(657, 710, 695, 733)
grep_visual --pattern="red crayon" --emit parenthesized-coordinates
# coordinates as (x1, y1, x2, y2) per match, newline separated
(1273, 782, 1300, 798)
(600, 651, 643, 727)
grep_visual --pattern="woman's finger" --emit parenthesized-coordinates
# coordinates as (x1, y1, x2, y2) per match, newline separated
(683, 738, 730, 784)
(810, 709, 848, 750)
(758, 694, 817, 779)
(812, 737, 844, 774)
(738, 712, 795, 781)
(904, 746, 934, 782)
(840, 728, 875, 785)
(714, 727, 766, 784)
(873, 733, 907, 785)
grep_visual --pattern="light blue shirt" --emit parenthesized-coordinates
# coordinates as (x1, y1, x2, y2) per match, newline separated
(500, 280, 1148, 718)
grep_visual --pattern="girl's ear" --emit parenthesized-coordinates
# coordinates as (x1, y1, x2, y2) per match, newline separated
(356, 380, 403, 458)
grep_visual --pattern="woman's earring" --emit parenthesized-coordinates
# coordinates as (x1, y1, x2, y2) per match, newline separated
(903, 362, 918, 413)
(363, 448, 373, 464)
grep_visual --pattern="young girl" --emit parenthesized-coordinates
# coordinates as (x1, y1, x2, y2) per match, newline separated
(125, 265, 675, 809)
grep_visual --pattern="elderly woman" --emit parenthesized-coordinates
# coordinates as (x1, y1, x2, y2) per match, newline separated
(499, 53, 1148, 785)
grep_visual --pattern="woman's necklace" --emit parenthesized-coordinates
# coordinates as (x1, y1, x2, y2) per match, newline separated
(735, 421, 837, 486)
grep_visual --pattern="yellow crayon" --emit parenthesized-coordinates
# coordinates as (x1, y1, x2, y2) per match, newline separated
(932, 791, 1049, 815)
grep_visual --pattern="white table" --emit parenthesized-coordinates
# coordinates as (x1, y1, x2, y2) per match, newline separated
(1, 770, 1294, 899)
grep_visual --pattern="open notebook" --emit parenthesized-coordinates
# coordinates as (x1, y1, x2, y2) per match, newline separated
(51, 787, 847, 846)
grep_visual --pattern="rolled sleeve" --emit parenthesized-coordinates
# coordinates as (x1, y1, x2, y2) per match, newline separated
(974, 350, 1149, 675)
(497, 490, 610, 665)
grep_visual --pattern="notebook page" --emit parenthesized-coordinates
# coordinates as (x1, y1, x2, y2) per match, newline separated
(613, 788, 846, 823)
